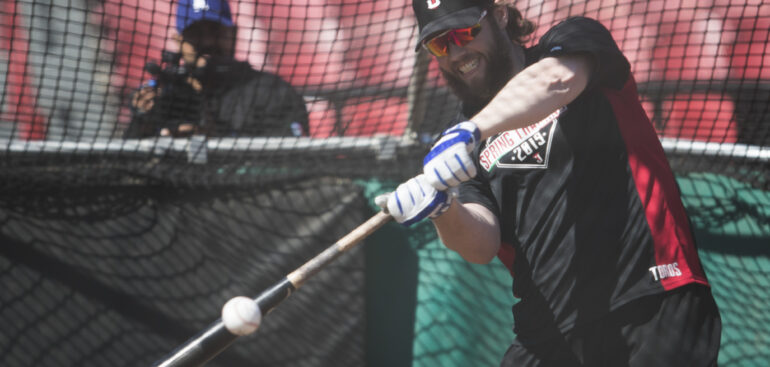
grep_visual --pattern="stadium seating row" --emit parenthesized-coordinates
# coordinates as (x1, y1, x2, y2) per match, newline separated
(2, 0, 768, 142)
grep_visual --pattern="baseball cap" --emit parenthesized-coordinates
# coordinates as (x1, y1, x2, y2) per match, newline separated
(176, 0, 234, 33)
(412, 0, 493, 51)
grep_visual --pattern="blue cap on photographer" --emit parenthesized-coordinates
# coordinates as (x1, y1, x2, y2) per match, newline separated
(176, 0, 234, 33)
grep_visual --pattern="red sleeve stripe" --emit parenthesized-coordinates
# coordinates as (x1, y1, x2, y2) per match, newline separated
(603, 77, 710, 290)
(497, 242, 516, 278)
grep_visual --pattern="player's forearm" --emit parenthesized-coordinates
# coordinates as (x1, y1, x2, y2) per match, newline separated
(472, 54, 591, 139)
(432, 201, 500, 264)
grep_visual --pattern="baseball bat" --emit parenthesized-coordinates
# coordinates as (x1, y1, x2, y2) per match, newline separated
(153, 210, 392, 367)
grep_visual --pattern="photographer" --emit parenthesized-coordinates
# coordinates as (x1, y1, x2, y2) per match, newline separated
(124, 0, 309, 138)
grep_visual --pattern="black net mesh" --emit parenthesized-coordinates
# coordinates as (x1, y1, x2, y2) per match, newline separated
(0, 177, 371, 366)
(1, 0, 769, 366)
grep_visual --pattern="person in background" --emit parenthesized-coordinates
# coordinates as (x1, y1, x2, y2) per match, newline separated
(125, 0, 308, 138)
(377, 0, 721, 365)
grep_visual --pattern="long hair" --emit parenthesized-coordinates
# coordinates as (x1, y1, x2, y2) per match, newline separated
(493, 0, 536, 45)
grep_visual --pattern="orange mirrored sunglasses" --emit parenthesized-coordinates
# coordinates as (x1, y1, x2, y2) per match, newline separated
(422, 10, 487, 57)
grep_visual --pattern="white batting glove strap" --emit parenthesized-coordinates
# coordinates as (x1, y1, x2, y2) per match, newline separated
(378, 174, 452, 226)
(423, 121, 480, 191)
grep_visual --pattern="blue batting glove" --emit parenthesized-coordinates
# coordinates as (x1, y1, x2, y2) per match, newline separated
(423, 121, 480, 190)
(374, 174, 452, 226)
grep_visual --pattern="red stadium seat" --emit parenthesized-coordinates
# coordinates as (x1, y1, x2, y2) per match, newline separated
(340, 98, 408, 137)
(659, 93, 738, 143)
(306, 99, 337, 138)
(652, 6, 731, 81)
(100, 0, 175, 85)
(251, 0, 414, 136)
(339, 0, 414, 88)
(639, 98, 656, 124)
(520, 0, 563, 40)
(306, 97, 407, 137)
(0, 0, 47, 139)
(253, 0, 354, 87)
(98, 0, 175, 125)
(723, 9, 770, 80)
(602, 2, 665, 83)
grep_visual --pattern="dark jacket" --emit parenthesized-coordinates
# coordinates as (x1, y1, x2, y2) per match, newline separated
(125, 59, 309, 138)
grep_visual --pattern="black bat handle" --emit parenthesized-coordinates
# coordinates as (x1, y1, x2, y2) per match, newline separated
(153, 321, 236, 367)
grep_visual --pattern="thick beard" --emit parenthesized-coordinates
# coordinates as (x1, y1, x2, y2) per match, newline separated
(441, 23, 516, 114)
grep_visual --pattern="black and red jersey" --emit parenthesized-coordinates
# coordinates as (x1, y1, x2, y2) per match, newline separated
(458, 17, 710, 343)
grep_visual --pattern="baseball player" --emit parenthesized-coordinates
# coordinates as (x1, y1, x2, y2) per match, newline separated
(377, 0, 722, 365)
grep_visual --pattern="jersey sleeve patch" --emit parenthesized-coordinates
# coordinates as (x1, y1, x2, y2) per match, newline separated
(479, 107, 563, 172)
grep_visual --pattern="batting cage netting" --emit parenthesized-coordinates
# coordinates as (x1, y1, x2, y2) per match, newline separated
(1, 0, 768, 366)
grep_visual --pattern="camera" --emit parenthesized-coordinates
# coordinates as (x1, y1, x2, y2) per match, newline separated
(143, 50, 190, 90)
(144, 50, 237, 90)
(137, 50, 237, 135)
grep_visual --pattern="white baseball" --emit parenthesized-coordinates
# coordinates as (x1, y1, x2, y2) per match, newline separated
(221, 296, 262, 336)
